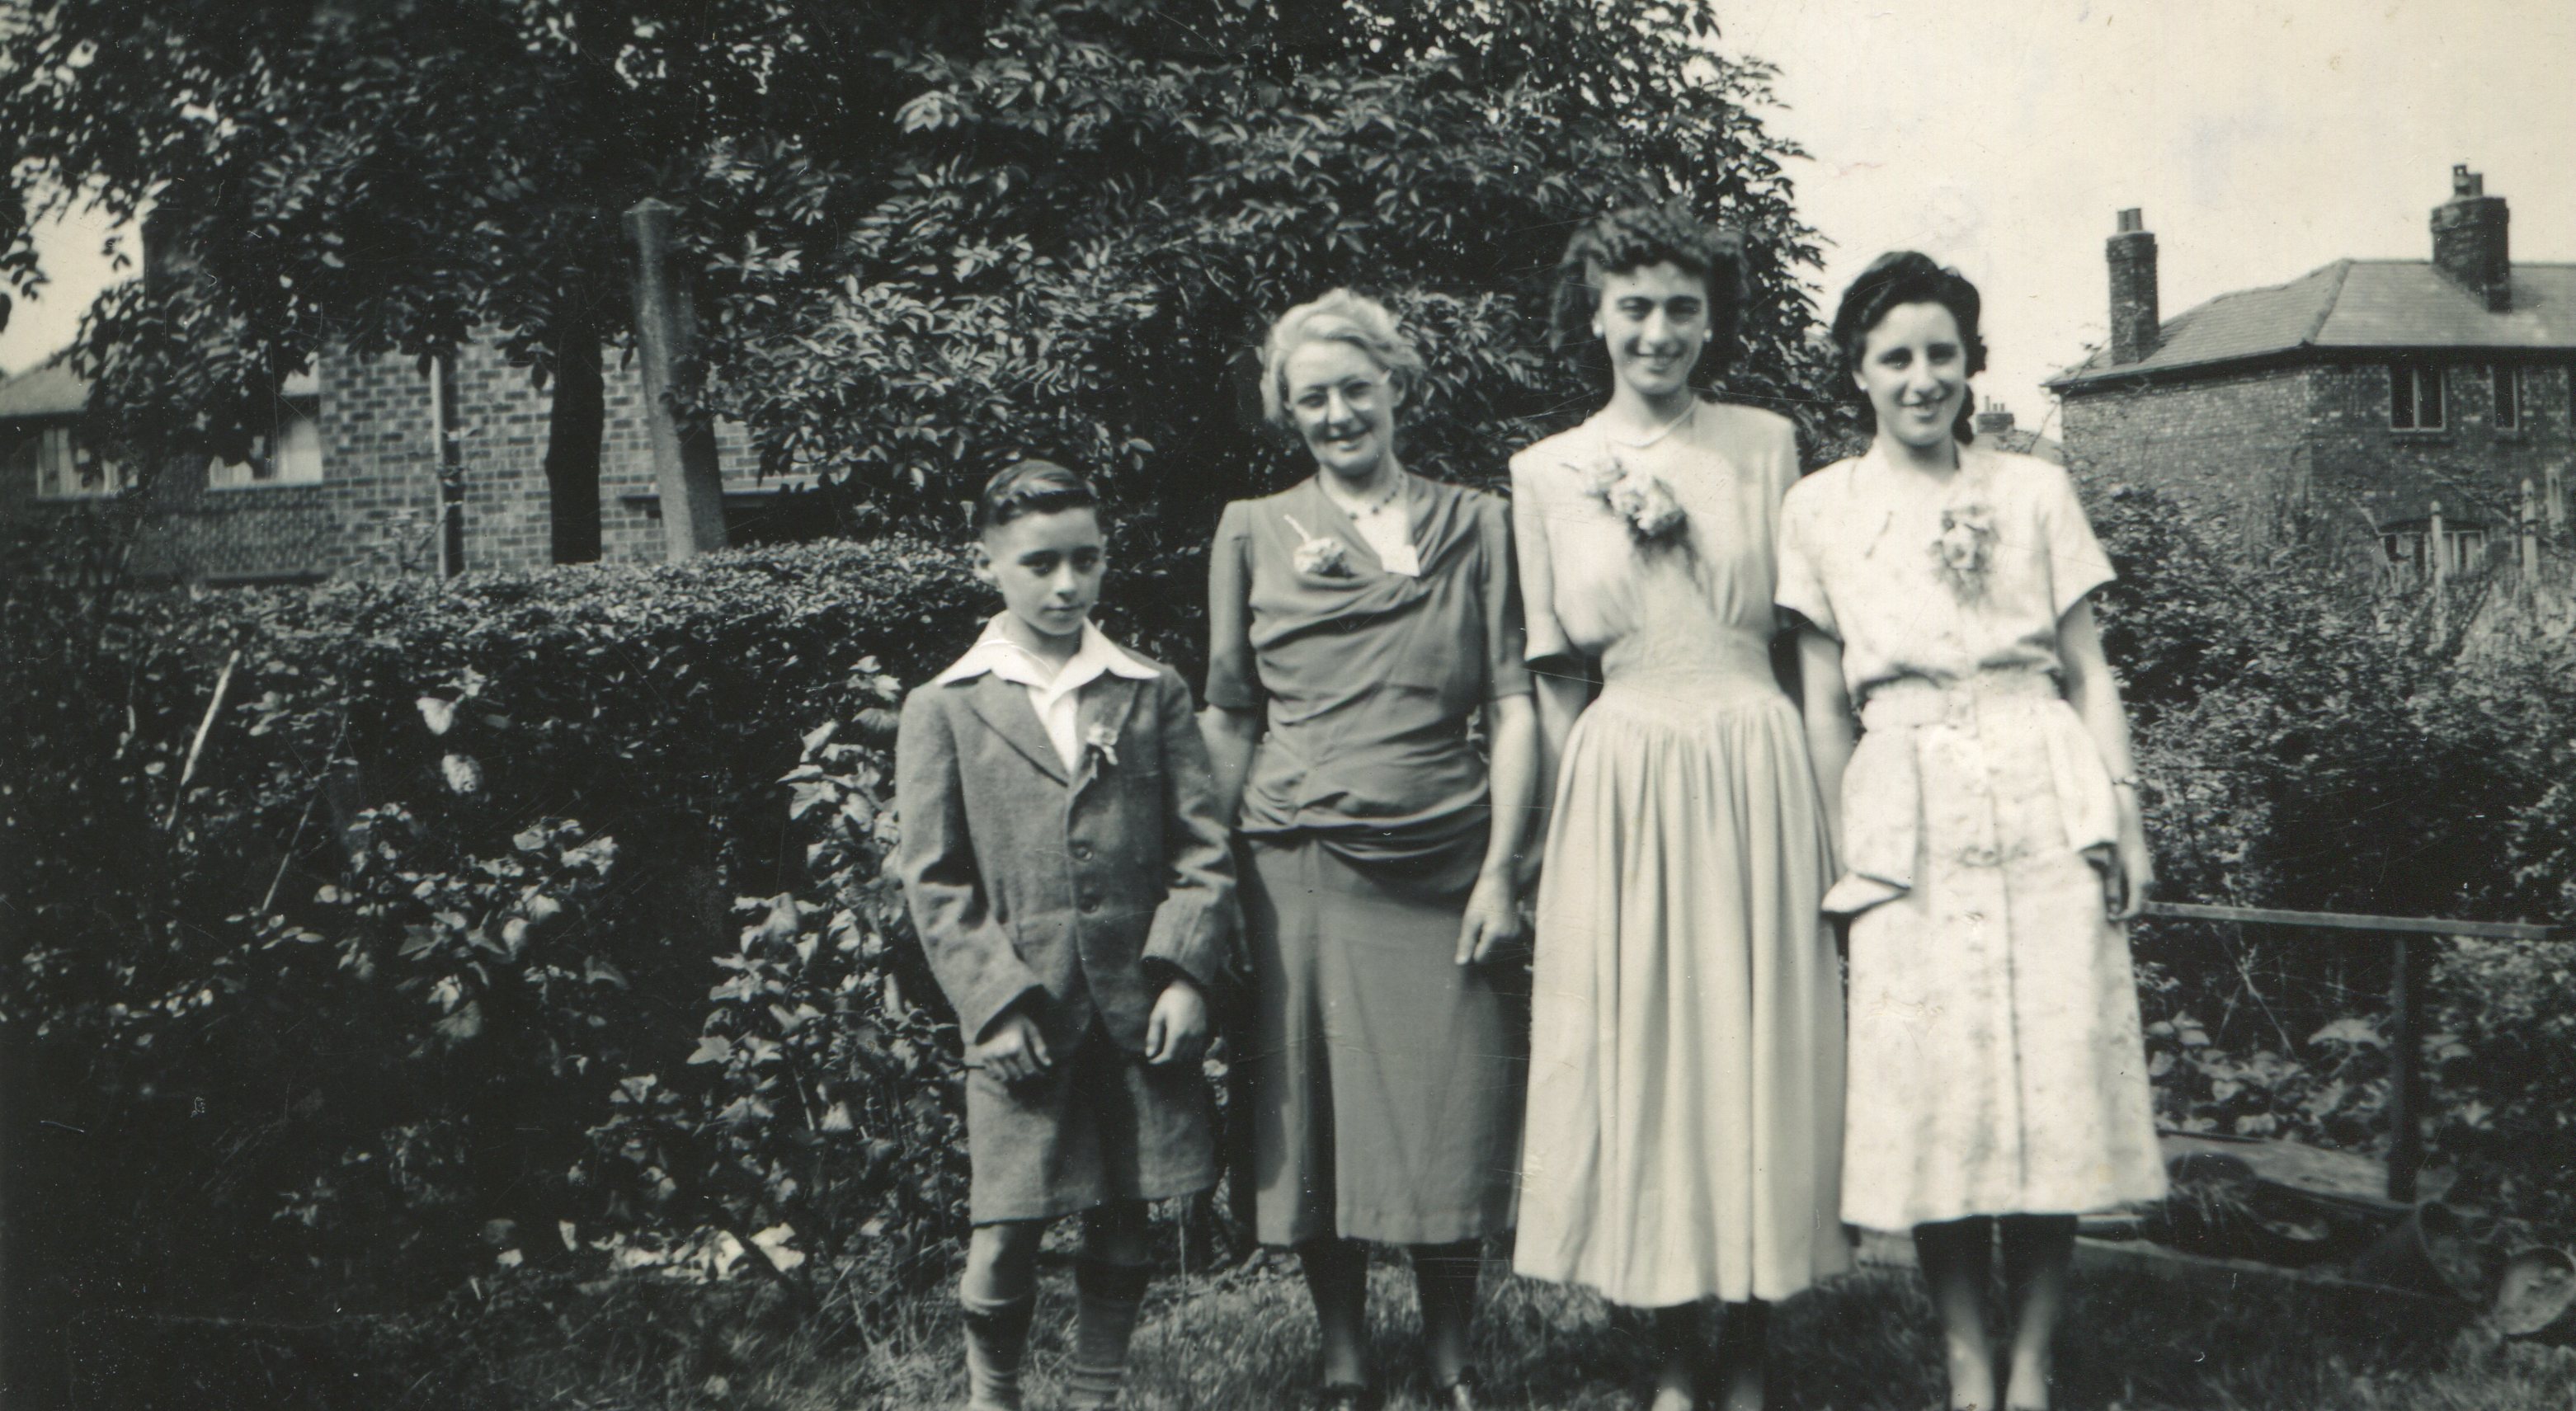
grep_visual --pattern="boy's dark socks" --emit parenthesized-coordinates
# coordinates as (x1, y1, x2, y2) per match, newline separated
(960, 1287, 1036, 1410)
(1067, 1258, 1154, 1409)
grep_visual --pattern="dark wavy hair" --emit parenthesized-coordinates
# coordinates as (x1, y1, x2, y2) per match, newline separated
(1549, 205, 1750, 393)
(1829, 250, 1988, 443)
(973, 458, 1100, 534)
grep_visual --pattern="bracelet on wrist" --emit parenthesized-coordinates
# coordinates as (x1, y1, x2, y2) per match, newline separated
(2109, 775, 2141, 791)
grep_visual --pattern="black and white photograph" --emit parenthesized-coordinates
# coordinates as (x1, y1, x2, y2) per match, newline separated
(2, 2, 2573, 1407)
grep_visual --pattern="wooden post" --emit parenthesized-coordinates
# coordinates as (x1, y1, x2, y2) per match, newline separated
(2387, 934, 2427, 1202)
(2523, 477, 2541, 577)
(621, 197, 728, 560)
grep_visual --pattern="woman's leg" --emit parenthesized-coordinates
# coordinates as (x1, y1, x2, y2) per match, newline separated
(1647, 1301, 1703, 1410)
(1410, 1239, 1484, 1388)
(1298, 1237, 1371, 1389)
(1914, 1217, 1998, 1411)
(961, 1220, 1048, 1409)
(1712, 1299, 1768, 1411)
(1067, 1201, 1155, 1410)
(1997, 1215, 2076, 1411)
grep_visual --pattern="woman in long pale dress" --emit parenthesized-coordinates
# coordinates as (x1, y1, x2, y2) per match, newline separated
(1778, 252, 2166, 1411)
(1203, 289, 1539, 1411)
(1512, 207, 1847, 1411)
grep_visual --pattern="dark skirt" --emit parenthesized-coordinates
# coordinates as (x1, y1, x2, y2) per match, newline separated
(1235, 835, 1527, 1246)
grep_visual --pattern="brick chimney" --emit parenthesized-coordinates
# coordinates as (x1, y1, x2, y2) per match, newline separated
(2431, 164, 2510, 312)
(2107, 208, 2159, 365)
(1973, 400, 2016, 438)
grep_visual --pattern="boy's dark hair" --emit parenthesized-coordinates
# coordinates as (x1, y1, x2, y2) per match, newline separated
(1830, 250, 1989, 444)
(973, 459, 1100, 534)
(1549, 204, 1751, 392)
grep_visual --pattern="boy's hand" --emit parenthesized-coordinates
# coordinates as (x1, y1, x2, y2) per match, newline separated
(1142, 977, 1208, 1067)
(970, 1007, 1053, 1084)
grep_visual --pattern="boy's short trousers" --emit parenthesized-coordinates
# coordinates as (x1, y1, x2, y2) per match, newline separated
(965, 1022, 1216, 1224)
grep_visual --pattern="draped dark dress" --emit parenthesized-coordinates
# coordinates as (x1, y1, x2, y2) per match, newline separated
(1207, 472, 1532, 1245)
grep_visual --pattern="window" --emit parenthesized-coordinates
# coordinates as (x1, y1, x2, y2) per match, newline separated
(2390, 362, 2444, 430)
(2381, 520, 2489, 576)
(2493, 364, 2519, 430)
(208, 393, 323, 488)
(14, 423, 130, 498)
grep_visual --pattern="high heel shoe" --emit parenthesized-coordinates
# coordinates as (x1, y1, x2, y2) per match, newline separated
(1315, 1381, 1376, 1411)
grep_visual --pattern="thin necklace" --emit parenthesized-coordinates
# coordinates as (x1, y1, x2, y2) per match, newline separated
(1608, 397, 1698, 450)
(1322, 470, 1403, 520)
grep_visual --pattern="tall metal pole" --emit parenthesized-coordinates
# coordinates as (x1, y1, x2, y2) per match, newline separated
(622, 198, 728, 560)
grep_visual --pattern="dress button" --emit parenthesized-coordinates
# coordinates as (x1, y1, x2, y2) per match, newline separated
(1071, 843, 1093, 861)
(1079, 897, 1100, 914)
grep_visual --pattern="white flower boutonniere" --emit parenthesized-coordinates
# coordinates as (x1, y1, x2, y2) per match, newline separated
(1082, 722, 1121, 771)
(1931, 503, 1997, 601)
(1283, 514, 1355, 579)
(1573, 451, 1689, 547)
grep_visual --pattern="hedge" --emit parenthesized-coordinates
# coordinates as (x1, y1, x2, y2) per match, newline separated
(1, 528, 1210, 1326)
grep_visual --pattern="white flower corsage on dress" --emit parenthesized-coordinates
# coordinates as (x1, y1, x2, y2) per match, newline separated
(1930, 503, 1997, 602)
(1575, 453, 1688, 547)
(1283, 515, 1355, 579)
(1082, 722, 1121, 771)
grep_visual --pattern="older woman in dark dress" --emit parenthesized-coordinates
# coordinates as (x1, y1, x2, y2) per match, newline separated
(1203, 289, 1539, 1411)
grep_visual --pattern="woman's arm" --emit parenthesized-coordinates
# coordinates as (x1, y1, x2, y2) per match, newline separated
(1457, 691, 1538, 965)
(1524, 660, 1589, 884)
(1795, 626, 1857, 858)
(2057, 598, 2155, 920)
(1198, 704, 1260, 827)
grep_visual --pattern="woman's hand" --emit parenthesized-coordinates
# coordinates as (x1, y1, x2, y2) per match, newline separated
(1455, 869, 1528, 967)
(1143, 977, 1209, 1066)
(969, 1005, 1054, 1085)
(2104, 786, 2156, 922)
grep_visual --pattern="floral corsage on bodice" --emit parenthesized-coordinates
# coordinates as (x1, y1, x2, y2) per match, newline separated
(1930, 502, 1996, 602)
(1283, 514, 1354, 579)
(1573, 451, 1688, 547)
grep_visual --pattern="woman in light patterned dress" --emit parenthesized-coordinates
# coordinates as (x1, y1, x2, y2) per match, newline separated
(1777, 252, 2166, 1411)
(1511, 207, 1847, 1411)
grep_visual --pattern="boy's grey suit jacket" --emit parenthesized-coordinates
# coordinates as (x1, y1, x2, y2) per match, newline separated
(893, 659, 1240, 1055)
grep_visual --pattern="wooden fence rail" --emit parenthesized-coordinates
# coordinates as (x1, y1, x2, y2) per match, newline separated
(2140, 901, 2570, 1202)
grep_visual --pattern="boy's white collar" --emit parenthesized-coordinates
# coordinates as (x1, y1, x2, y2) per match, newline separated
(931, 615, 1158, 687)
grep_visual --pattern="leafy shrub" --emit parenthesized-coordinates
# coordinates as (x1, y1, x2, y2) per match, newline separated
(2085, 478, 2576, 1215)
(0, 533, 1035, 1319)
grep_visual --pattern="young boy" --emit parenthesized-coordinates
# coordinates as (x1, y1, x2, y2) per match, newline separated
(895, 459, 1239, 1411)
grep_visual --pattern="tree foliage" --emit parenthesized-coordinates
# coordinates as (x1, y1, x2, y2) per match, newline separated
(697, 0, 1835, 528)
(5, 0, 1835, 548)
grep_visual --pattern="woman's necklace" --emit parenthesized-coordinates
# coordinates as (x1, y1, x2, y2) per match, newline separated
(1319, 470, 1419, 576)
(1321, 471, 1403, 523)
(1607, 397, 1698, 451)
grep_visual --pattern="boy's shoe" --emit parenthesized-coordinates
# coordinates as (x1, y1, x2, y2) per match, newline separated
(1432, 1366, 1483, 1410)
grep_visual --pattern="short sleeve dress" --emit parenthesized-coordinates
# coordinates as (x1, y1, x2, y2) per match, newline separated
(1777, 443, 2168, 1230)
(1208, 472, 1532, 1247)
(1509, 403, 1848, 1307)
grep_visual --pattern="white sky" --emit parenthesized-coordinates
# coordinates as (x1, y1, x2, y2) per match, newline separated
(8, 0, 2576, 428)
(1735, 0, 2576, 437)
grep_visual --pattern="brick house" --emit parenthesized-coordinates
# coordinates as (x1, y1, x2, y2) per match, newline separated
(0, 335, 779, 584)
(2049, 167, 2574, 577)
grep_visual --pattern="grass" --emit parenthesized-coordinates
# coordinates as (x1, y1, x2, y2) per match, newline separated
(54, 1249, 2576, 1410)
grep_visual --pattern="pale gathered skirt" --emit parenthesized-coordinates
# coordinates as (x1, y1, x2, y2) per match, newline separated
(1514, 668, 1850, 1307)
